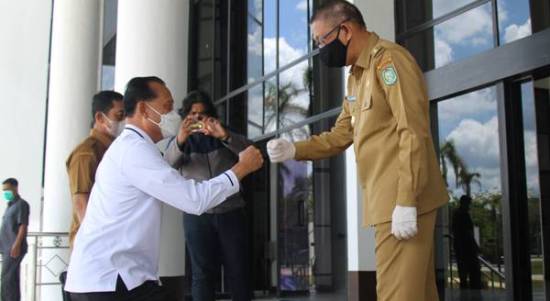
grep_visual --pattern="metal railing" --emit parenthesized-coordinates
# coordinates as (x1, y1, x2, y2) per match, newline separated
(478, 254, 506, 289)
(0, 232, 70, 301)
(445, 234, 506, 289)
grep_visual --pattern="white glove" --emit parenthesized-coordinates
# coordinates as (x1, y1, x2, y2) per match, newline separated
(267, 138, 296, 163)
(391, 205, 418, 240)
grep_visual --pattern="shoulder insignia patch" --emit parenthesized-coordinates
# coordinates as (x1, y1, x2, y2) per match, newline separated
(381, 65, 398, 86)
(376, 57, 393, 70)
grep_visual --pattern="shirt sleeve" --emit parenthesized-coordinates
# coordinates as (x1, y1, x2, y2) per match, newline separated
(17, 202, 30, 226)
(67, 153, 97, 195)
(377, 50, 430, 207)
(121, 141, 240, 215)
(163, 136, 189, 167)
(221, 131, 251, 156)
(294, 101, 354, 160)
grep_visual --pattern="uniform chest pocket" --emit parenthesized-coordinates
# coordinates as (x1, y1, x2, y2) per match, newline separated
(359, 75, 374, 112)
(361, 95, 372, 111)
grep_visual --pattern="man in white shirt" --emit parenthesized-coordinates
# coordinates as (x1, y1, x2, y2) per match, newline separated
(65, 76, 264, 301)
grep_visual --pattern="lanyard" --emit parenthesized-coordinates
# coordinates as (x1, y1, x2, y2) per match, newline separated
(125, 127, 144, 139)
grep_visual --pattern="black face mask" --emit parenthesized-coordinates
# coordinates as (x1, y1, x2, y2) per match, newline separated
(319, 27, 350, 68)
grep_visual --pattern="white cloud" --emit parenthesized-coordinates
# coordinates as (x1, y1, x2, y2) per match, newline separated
(504, 18, 531, 43)
(296, 0, 308, 11)
(436, 5, 492, 46)
(438, 88, 496, 123)
(248, 26, 263, 57)
(447, 116, 500, 168)
(435, 38, 453, 66)
(445, 116, 502, 192)
(262, 37, 305, 73)
(433, 0, 474, 18)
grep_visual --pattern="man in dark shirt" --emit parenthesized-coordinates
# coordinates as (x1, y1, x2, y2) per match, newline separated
(0, 178, 30, 301)
(452, 195, 482, 289)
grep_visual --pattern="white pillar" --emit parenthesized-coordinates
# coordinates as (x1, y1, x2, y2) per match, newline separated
(345, 149, 377, 273)
(42, 0, 102, 299)
(115, 0, 189, 277)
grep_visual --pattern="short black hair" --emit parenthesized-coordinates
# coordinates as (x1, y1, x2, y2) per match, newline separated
(123, 76, 166, 117)
(311, 0, 366, 28)
(179, 90, 219, 119)
(2, 178, 18, 187)
(92, 91, 123, 124)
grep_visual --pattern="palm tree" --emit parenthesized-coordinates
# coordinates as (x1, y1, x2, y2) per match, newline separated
(440, 140, 481, 197)
(458, 170, 482, 197)
(440, 140, 466, 188)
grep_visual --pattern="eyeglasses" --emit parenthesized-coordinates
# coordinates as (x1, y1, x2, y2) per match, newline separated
(314, 18, 350, 47)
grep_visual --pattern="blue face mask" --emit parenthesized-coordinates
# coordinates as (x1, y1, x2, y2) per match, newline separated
(3, 190, 15, 202)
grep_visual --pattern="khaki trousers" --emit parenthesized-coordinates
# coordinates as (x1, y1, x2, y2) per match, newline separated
(374, 209, 438, 301)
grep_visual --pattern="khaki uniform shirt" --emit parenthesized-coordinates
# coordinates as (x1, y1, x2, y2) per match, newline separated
(295, 32, 449, 226)
(66, 129, 113, 246)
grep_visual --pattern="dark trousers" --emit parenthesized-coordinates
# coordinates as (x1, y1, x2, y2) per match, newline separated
(1, 253, 24, 301)
(69, 276, 169, 301)
(456, 253, 482, 289)
(60, 271, 71, 301)
(184, 208, 250, 301)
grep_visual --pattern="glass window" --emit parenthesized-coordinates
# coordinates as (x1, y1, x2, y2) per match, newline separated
(248, 0, 264, 84)
(498, 0, 532, 44)
(521, 81, 544, 300)
(101, 0, 118, 90)
(403, 3, 494, 71)
(276, 116, 347, 297)
(278, 60, 311, 130)
(278, 0, 310, 64)
(264, 0, 277, 75)
(397, 0, 477, 33)
(247, 84, 264, 139)
(264, 77, 278, 134)
(437, 86, 507, 297)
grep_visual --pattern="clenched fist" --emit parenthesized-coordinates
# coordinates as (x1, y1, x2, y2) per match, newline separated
(231, 146, 264, 180)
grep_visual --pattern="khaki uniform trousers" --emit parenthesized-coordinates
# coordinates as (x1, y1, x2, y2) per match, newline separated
(374, 209, 438, 301)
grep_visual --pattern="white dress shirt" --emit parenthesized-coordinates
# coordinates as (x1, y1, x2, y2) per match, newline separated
(65, 125, 240, 293)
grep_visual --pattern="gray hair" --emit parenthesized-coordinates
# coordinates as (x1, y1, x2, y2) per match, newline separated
(311, 0, 366, 28)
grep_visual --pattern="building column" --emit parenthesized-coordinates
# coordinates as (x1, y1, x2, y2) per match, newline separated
(42, 0, 102, 299)
(115, 0, 189, 299)
(345, 149, 377, 301)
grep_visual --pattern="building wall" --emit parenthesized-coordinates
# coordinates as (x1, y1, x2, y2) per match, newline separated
(0, 0, 52, 231)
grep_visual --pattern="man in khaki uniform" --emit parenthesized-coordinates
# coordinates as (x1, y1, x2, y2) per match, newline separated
(66, 91, 125, 246)
(267, 1, 448, 300)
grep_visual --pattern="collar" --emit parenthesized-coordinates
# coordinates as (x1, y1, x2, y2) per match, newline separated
(90, 128, 115, 148)
(124, 124, 155, 145)
(8, 196, 20, 207)
(350, 32, 380, 76)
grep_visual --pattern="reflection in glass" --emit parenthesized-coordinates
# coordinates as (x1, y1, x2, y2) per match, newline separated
(437, 86, 507, 299)
(101, 0, 117, 90)
(403, 3, 494, 71)
(397, 0, 477, 32)
(521, 78, 550, 300)
(263, 0, 277, 75)
(278, 0, 309, 64)
(498, 0, 532, 44)
(277, 61, 311, 133)
(264, 77, 278, 133)
(247, 84, 264, 138)
(276, 119, 347, 297)
(277, 156, 313, 293)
